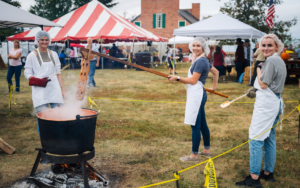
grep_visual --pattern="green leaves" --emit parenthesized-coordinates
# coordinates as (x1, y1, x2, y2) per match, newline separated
(218, 0, 297, 44)
(72, 0, 118, 10)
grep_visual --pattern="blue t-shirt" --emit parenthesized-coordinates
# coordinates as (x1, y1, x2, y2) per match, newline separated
(296, 48, 300, 58)
(190, 57, 212, 85)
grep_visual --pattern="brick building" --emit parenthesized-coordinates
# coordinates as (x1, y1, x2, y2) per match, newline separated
(132, 0, 200, 39)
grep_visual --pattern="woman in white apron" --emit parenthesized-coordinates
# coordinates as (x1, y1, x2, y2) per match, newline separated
(236, 34, 286, 187)
(167, 37, 219, 162)
(24, 31, 65, 135)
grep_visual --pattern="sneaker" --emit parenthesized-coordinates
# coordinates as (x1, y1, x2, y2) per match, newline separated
(198, 151, 212, 158)
(175, 72, 178, 74)
(260, 170, 275, 182)
(180, 156, 199, 162)
(235, 175, 262, 188)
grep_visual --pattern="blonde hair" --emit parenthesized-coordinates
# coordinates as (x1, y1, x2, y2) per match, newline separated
(13, 40, 20, 49)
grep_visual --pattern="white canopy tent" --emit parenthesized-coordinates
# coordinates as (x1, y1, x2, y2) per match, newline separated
(0, 1, 62, 28)
(172, 13, 266, 81)
(168, 36, 220, 46)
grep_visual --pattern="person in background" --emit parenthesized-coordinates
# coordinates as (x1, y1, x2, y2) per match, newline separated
(207, 46, 215, 65)
(234, 38, 245, 82)
(282, 45, 288, 53)
(58, 50, 66, 67)
(167, 44, 177, 74)
(69, 47, 75, 69)
(109, 44, 118, 57)
(296, 45, 300, 60)
(177, 47, 183, 62)
(248, 42, 265, 86)
(213, 46, 227, 79)
(287, 44, 295, 52)
(253, 43, 258, 54)
(167, 37, 219, 162)
(220, 45, 226, 57)
(24, 30, 65, 136)
(86, 38, 99, 87)
(236, 33, 286, 188)
(244, 39, 251, 69)
(7, 39, 22, 93)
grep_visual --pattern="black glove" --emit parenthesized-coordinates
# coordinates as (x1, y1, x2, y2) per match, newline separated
(257, 62, 263, 69)
(246, 87, 257, 98)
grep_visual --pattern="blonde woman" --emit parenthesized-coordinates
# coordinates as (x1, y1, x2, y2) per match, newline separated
(236, 34, 286, 187)
(7, 40, 22, 93)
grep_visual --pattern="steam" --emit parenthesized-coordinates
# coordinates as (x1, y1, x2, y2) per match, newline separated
(37, 73, 89, 120)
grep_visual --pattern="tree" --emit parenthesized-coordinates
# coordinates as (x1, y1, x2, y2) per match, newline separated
(202, 15, 212, 20)
(72, 0, 118, 10)
(122, 12, 138, 22)
(218, 0, 297, 44)
(29, 0, 72, 21)
(0, 0, 23, 42)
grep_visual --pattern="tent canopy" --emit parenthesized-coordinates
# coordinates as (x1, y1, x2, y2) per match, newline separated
(168, 36, 219, 45)
(7, 0, 167, 43)
(173, 13, 266, 39)
(0, 1, 62, 28)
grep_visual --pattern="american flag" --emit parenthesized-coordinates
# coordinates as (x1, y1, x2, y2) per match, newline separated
(266, 0, 275, 29)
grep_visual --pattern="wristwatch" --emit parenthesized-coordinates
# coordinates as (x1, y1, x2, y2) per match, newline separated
(177, 76, 180, 81)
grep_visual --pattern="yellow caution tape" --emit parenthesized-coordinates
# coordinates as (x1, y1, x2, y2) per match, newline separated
(204, 158, 217, 188)
(139, 104, 300, 187)
(297, 104, 300, 115)
(88, 97, 100, 112)
(90, 97, 299, 104)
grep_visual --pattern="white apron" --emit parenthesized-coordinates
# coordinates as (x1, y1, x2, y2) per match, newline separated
(249, 78, 283, 141)
(32, 49, 63, 108)
(184, 54, 205, 125)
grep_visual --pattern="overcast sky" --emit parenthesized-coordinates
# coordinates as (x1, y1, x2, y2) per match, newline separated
(19, 0, 300, 40)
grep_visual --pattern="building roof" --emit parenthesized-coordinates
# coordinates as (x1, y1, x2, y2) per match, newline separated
(178, 10, 199, 24)
(131, 10, 199, 24)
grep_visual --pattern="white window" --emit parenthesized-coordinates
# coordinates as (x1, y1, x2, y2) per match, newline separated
(134, 21, 141, 27)
(156, 13, 163, 29)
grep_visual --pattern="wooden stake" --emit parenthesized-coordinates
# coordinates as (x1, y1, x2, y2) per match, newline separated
(0, 137, 16, 154)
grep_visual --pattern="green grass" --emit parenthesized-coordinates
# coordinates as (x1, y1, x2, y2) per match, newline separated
(0, 65, 300, 187)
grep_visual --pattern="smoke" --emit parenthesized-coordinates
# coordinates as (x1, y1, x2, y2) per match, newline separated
(36, 73, 90, 121)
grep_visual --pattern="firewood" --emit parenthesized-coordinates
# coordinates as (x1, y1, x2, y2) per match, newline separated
(0, 137, 16, 154)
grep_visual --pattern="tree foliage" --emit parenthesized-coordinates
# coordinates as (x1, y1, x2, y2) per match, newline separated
(0, 0, 23, 42)
(218, 0, 297, 44)
(29, 0, 73, 21)
(73, 0, 118, 9)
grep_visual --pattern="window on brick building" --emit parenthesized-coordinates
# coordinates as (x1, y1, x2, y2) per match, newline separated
(153, 13, 165, 29)
(179, 21, 186, 27)
(134, 21, 141, 27)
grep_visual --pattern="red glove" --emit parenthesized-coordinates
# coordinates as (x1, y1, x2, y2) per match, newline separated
(29, 77, 51, 87)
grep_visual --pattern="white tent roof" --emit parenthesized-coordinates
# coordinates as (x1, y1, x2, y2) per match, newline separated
(173, 13, 266, 39)
(168, 36, 220, 45)
(0, 1, 62, 28)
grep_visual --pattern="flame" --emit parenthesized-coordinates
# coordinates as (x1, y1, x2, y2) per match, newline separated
(55, 163, 99, 180)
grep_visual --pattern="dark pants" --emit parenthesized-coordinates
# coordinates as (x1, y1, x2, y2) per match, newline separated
(191, 89, 210, 154)
(70, 57, 76, 69)
(236, 62, 243, 81)
(215, 65, 225, 77)
(7, 65, 22, 92)
(244, 59, 250, 71)
(250, 60, 264, 85)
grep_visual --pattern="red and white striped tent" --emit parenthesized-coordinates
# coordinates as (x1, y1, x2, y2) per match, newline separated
(7, 0, 168, 43)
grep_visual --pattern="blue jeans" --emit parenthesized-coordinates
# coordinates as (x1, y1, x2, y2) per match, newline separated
(36, 103, 62, 136)
(7, 65, 22, 92)
(88, 60, 97, 87)
(249, 94, 281, 175)
(191, 89, 210, 154)
(235, 62, 243, 81)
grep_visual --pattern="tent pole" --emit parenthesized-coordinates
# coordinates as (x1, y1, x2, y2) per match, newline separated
(28, 41, 29, 55)
(249, 33, 253, 85)
(100, 35, 103, 69)
(173, 36, 175, 76)
(160, 41, 162, 64)
(7, 40, 9, 64)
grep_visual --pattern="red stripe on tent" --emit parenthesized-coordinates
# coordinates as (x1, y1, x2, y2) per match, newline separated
(76, 4, 104, 37)
(7, 30, 31, 41)
(96, 17, 116, 36)
(119, 28, 132, 37)
(54, 4, 88, 40)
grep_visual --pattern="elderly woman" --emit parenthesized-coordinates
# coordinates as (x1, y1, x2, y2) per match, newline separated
(7, 40, 22, 93)
(167, 37, 219, 162)
(24, 30, 65, 134)
(236, 34, 286, 187)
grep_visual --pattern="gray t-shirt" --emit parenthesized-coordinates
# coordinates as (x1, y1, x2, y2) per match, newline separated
(190, 57, 212, 85)
(260, 55, 287, 93)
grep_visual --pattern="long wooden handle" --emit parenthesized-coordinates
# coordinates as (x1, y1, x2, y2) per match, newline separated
(49, 64, 70, 79)
(80, 48, 228, 98)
